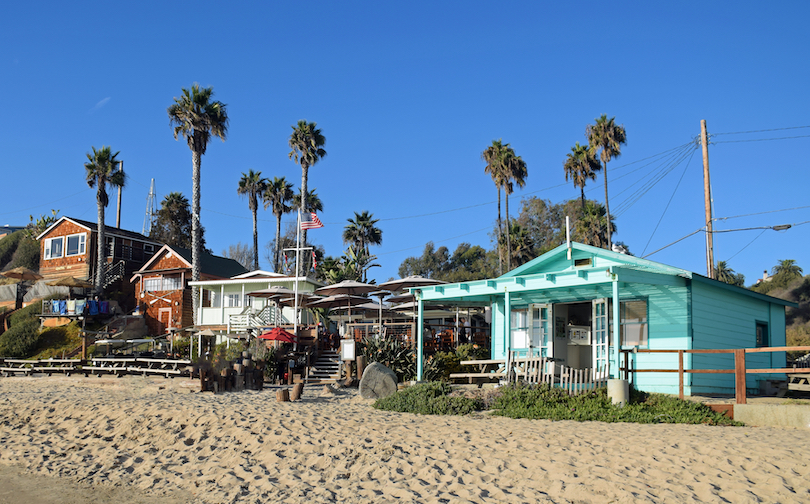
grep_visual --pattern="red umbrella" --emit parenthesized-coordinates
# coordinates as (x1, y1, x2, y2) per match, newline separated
(259, 327, 297, 343)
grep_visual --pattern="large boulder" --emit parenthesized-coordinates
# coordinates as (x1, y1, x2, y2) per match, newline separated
(359, 362, 398, 400)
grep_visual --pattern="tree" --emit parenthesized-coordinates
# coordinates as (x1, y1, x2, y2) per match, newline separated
(26, 210, 60, 239)
(84, 146, 125, 293)
(563, 142, 601, 208)
(483, 139, 510, 274)
(292, 188, 324, 215)
(773, 259, 803, 281)
(168, 84, 228, 322)
(716, 260, 745, 287)
(574, 200, 616, 249)
(346, 247, 381, 283)
(343, 211, 382, 256)
(263, 177, 294, 273)
(501, 149, 527, 271)
(150, 192, 209, 250)
(500, 221, 534, 268)
(237, 170, 267, 271)
(398, 242, 496, 282)
(586, 115, 626, 250)
(222, 242, 254, 270)
(289, 120, 326, 245)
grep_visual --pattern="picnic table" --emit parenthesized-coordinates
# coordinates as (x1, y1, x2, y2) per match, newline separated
(0, 358, 82, 377)
(450, 359, 507, 385)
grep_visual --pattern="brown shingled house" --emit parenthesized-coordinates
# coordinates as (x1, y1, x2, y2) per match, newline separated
(131, 245, 248, 336)
(36, 217, 160, 308)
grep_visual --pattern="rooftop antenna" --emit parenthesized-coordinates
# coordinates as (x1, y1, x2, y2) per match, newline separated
(143, 178, 156, 235)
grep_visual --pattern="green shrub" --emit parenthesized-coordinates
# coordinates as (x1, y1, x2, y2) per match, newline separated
(34, 322, 82, 359)
(0, 318, 41, 357)
(491, 383, 741, 425)
(373, 382, 482, 415)
(7, 236, 40, 271)
(0, 230, 25, 269)
(359, 335, 416, 382)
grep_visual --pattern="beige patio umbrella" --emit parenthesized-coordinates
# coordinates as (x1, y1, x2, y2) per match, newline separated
(315, 280, 378, 322)
(1, 267, 43, 282)
(47, 276, 93, 298)
(2, 267, 43, 309)
(379, 276, 447, 337)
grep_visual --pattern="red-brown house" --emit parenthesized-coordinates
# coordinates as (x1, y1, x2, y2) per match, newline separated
(36, 216, 160, 289)
(131, 245, 248, 336)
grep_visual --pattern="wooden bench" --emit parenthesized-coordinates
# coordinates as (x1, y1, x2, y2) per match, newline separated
(450, 359, 506, 386)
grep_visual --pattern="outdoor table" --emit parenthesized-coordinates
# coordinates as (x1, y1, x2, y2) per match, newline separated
(450, 359, 507, 384)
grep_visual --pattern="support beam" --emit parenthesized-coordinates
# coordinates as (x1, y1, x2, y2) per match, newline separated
(612, 278, 620, 377)
(416, 298, 424, 380)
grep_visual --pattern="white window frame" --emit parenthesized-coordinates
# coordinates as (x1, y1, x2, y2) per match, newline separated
(65, 233, 86, 257)
(224, 293, 241, 308)
(44, 237, 64, 260)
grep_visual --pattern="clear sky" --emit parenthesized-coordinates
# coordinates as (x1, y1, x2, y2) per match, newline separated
(2, 1, 809, 285)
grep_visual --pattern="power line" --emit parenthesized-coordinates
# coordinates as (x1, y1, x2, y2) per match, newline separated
(376, 226, 492, 257)
(642, 228, 704, 259)
(712, 134, 810, 144)
(726, 230, 767, 262)
(715, 205, 810, 221)
(640, 148, 697, 256)
(712, 125, 810, 136)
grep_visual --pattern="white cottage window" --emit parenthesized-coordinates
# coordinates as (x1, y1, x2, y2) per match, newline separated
(65, 233, 86, 256)
(621, 299, 648, 347)
(44, 237, 64, 260)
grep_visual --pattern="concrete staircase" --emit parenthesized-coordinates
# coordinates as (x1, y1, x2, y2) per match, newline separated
(306, 350, 342, 383)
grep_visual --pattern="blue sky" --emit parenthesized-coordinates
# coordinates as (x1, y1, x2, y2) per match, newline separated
(2, 1, 809, 285)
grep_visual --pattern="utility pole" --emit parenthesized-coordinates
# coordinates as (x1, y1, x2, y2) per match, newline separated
(701, 120, 715, 279)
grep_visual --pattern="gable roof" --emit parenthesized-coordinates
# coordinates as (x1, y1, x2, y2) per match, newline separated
(36, 216, 160, 244)
(501, 242, 690, 278)
(134, 244, 248, 279)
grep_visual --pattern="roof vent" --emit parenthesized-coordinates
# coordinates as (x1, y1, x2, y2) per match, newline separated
(574, 258, 592, 267)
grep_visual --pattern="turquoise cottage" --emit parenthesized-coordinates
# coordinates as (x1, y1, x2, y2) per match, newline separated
(413, 242, 795, 395)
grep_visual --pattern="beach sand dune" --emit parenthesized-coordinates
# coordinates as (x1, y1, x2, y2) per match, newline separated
(1, 376, 809, 503)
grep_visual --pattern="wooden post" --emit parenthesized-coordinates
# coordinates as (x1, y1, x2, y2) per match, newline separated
(678, 350, 684, 400)
(701, 120, 715, 279)
(356, 355, 366, 380)
(734, 349, 747, 404)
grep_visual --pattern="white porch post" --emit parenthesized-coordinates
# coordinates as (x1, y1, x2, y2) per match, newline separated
(416, 296, 424, 381)
(612, 276, 621, 378)
(504, 290, 512, 380)
(220, 284, 225, 326)
(197, 286, 203, 327)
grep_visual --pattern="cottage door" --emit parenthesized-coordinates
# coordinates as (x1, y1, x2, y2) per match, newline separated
(591, 298, 609, 374)
(158, 307, 172, 334)
(529, 304, 552, 359)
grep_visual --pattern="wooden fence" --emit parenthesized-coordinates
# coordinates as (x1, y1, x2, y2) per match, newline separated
(619, 345, 810, 404)
(0, 357, 193, 378)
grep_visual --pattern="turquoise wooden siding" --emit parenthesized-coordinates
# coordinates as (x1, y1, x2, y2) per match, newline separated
(690, 280, 786, 394)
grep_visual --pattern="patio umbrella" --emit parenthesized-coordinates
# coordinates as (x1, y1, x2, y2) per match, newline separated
(2, 267, 43, 309)
(47, 275, 93, 288)
(1, 267, 43, 282)
(259, 327, 297, 343)
(368, 290, 392, 333)
(246, 286, 296, 298)
(378, 275, 447, 293)
(315, 281, 377, 322)
(379, 276, 447, 337)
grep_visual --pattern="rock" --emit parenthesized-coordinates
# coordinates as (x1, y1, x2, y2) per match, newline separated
(359, 362, 398, 400)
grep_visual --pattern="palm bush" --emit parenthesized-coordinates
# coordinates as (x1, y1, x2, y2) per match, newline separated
(359, 335, 416, 382)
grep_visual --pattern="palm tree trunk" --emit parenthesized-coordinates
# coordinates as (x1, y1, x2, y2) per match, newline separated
(505, 192, 511, 271)
(496, 188, 503, 276)
(274, 213, 282, 273)
(603, 160, 612, 250)
(251, 204, 259, 271)
(191, 149, 201, 324)
(580, 188, 586, 209)
(95, 184, 106, 294)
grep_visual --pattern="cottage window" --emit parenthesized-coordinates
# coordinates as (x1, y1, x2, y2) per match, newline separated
(162, 276, 181, 290)
(621, 299, 648, 347)
(755, 321, 769, 348)
(144, 277, 161, 291)
(209, 291, 221, 308)
(44, 237, 63, 260)
(65, 233, 86, 256)
(510, 308, 530, 349)
(224, 294, 241, 307)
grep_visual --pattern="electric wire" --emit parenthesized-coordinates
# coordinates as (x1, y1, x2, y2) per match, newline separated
(715, 205, 810, 221)
(712, 134, 810, 144)
(642, 228, 704, 259)
(726, 230, 767, 262)
(712, 125, 810, 136)
(640, 148, 697, 256)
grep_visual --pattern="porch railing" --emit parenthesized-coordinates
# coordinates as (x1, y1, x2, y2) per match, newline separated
(619, 345, 810, 404)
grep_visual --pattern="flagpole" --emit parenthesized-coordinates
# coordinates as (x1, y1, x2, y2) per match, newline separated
(293, 209, 302, 350)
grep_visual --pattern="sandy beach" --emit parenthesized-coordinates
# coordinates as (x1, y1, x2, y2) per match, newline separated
(1, 376, 809, 504)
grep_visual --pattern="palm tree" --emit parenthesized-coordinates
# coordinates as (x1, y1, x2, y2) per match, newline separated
(502, 150, 527, 271)
(716, 260, 745, 287)
(84, 146, 125, 293)
(263, 177, 294, 273)
(483, 140, 509, 275)
(292, 188, 324, 215)
(343, 211, 382, 256)
(237, 170, 267, 271)
(586, 115, 626, 250)
(168, 84, 228, 321)
(288, 120, 326, 245)
(563, 142, 601, 208)
(501, 221, 534, 267)
(772, 259, 803, 281)
(574, 201, 616, 249)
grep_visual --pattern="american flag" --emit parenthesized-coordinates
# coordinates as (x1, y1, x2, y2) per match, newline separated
(300, 212, 324, 230)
